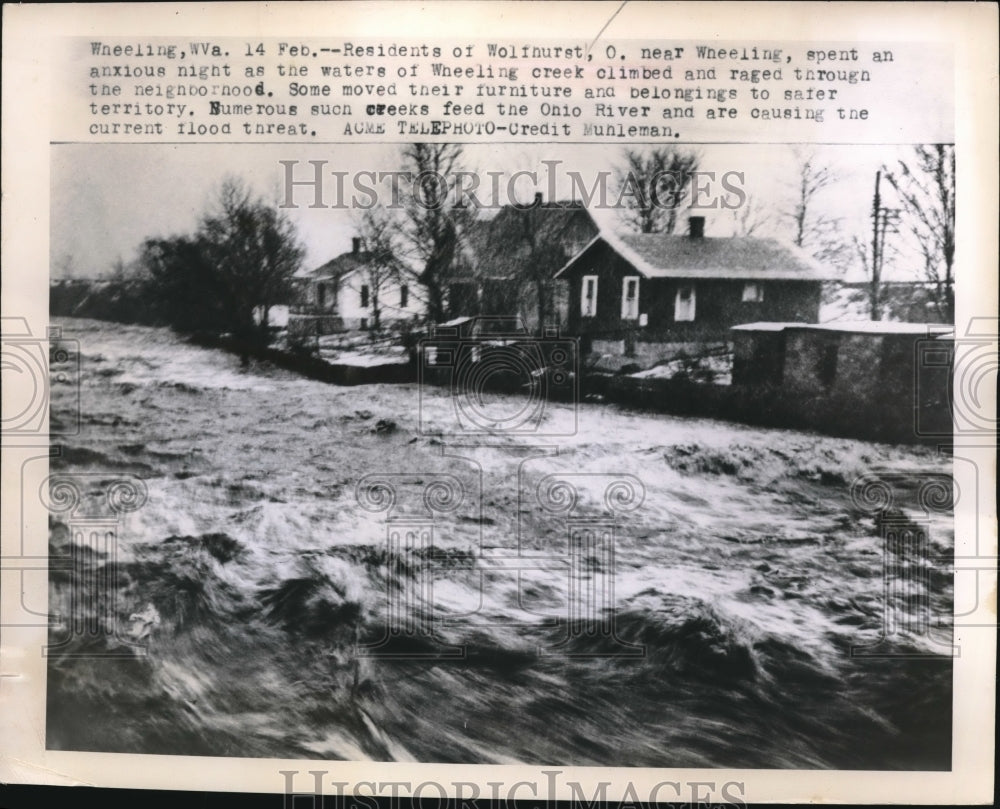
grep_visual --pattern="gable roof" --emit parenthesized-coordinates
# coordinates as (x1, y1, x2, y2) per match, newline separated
(487, 199, 594, 235)
(469, 201, 600, 278)
(555, 230, 838, 282)
(296, 250, 373, 281)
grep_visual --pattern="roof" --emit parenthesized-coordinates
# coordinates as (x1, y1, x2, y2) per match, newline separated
(491, 199, 591, 224)
(732, 321, 954, 336)
(437, 316, 474, 328)
(731, 322, 803, 332)
(470, 201, 599, 278)
(296, 250, 372, 281)
(432, 315, 530, 338)
(798, 321, 954, 336)
(556, 230, 838, 281)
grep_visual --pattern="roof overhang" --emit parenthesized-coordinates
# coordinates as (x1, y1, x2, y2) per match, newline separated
(555, 229, 838, 282)
(731, 321, 954, 336)
(554, 234, 606, 279)
(554, 231, 659, 279)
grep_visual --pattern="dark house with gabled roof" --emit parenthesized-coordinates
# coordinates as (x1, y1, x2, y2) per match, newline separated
(555, 216, 839, 357)
(456, 195, 600, 330)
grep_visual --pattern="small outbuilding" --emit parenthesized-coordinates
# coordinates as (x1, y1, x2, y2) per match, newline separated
(731, 321, 955, 440)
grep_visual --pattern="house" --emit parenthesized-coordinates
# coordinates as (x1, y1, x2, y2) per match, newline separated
(555, 216, 839, 361)
(731, 321, 954, 439)
(290, 197, 598, 333)
(290, 237, 425, 336)
(453, 195, 601, 330)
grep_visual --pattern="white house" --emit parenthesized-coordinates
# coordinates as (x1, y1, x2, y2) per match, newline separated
(292, 237, 425, 333)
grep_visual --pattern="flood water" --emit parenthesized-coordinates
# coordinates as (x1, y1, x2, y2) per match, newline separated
(46, 318, 953, 768)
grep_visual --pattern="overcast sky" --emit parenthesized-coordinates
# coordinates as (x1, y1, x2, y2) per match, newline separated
(51, 142, 921, 282)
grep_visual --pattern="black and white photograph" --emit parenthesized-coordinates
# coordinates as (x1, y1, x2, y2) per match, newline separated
(41, 142, 957, 768)
(1, 2, 996, 805)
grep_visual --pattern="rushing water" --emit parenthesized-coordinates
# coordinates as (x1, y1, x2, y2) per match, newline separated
(45, 318, 953, 767)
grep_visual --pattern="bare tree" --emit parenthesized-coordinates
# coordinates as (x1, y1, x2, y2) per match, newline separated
(53, 251, 79, 280)
(848, 170, 905, 321)
(398, 143, 474, 322)
(788, 150, 835, 248)
(851, 228, 901, 321)
(731, 194, 773, 237)
(196, 177, 304, 360)
(882, 145, 956, 322)
(481, 201, 569, 333)
(109, 255, 133, 283)
(353, 205, 406, 332)
(785, 149, 854, 275)
(616, 147, 700, 234)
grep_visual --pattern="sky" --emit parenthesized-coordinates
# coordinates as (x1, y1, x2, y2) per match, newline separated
(50, 142, 924, 283)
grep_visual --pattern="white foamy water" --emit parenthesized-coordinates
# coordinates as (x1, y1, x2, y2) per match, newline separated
(46, 318, 954, 768)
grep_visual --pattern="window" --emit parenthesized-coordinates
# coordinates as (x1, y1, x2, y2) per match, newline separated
(674, 285, 696, 322)
(742, 282, 764, 303)
(400, 285, 409, 308)
(360, 284, 369, 308)
(360, 317, 368, 330)
(318, 283, 327, 309)
(581, 275, 598, 316)
(621, 276, 640, 320)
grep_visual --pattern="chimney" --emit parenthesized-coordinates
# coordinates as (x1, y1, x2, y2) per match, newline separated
(352, 236, 362, 254)
(534, 191, 544, 207)
(688, 216, 705, 239)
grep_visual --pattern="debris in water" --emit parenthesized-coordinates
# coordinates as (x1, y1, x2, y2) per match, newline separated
(128, 603, 161, 641)
(371, 419, 397, 435)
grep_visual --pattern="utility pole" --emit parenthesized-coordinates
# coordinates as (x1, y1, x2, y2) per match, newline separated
(868, 171, 899, 321)
(869, 171, 883, 321)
